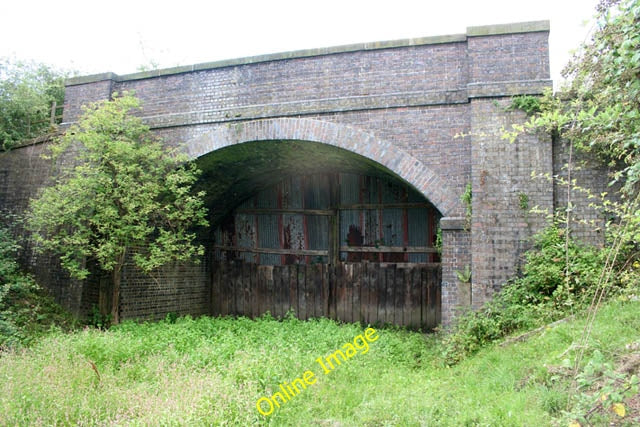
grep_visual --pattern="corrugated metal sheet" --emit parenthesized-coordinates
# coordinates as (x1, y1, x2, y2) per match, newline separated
(408, 207, 429, 263)
(214, 171, 440, 265)
(282, 176, 303, 209)
(339, 173, 360, 204)
(236, 213, 257, 263)
(304, 174, 330, 209)
(257, 214, 280, 265)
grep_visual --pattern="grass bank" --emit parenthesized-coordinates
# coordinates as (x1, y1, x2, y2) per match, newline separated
(1, 298, 639, 425)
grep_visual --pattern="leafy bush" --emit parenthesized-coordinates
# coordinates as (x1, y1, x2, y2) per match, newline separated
(0, 58, 67, 149)
(509, 95, 541, 115)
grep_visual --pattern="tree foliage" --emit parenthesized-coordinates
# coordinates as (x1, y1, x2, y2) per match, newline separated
(0, 58, 67, 149)
(526, 0, 640, 194)
(27, 93, 208, 322)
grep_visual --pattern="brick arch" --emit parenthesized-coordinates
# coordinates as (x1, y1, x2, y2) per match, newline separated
(184, 117, 462, 217)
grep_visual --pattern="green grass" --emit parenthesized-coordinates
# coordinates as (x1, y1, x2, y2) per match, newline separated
(1, 299, 639, 426)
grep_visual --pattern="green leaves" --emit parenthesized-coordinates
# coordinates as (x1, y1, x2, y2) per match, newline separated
(27, 93, 208, 279)
(0, 58, 67, 149)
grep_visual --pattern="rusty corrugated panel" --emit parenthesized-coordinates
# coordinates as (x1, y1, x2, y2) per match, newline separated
(408, 207, 428, 263)
(304, 174, 330, 209)
(307, 215, 329, 264)
(257, 214, 281, 265)
(339, 173, 360, 204)
(381, 179, 407, 203)
(236, 213, 257, 263)
(363, 209, 381, 246)
(282, 176, 303, 209)
(255, 184, 278, 208)
(382, 208, 404, 246)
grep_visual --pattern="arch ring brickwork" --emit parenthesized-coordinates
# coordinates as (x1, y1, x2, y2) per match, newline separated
(184, 117, 463, 218)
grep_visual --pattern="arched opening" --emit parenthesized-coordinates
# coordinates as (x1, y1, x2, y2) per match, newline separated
(190, 119, 457, 329)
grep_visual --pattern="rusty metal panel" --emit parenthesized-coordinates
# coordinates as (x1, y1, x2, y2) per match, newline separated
(304, 174, 330, 209)
(369, 176, 381, 204)
(381, 179, 407, 203)
(382, 208, 405, 262)
(340, 210, 361, 262)
(282, 213, 306, 264)
(282, 176, 303, 209)
(382, 208, 404, 246)
(307, 215, 329, 264)
(257, 214, 281, 265)
(238, 196, 254, 209)
(363, 209, 381, 246)
(236, 213, 257, 263)
(255, 184, 278, 208)
(408, 207, 428, 263)
(339, 173, 360, 204)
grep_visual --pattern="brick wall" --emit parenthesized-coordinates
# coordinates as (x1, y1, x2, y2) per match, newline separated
(469, 99, 554, 307)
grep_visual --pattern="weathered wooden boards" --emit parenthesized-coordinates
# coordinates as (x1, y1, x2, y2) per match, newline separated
(211, 261, 440, 330)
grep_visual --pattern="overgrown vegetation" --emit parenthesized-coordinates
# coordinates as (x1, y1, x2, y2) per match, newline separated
(0, 58, 67, 149)
(0, 300, 638, 425)
(27, 93, 209, 323)
(443, 223, 612, 365)
(508, 94, 542, 115)
(0, 225, 76, 349)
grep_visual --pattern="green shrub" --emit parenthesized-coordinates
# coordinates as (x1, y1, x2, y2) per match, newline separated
(509, 95, 541, 115)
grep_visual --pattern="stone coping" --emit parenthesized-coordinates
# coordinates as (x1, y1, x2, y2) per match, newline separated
(66, 20, 549, 87)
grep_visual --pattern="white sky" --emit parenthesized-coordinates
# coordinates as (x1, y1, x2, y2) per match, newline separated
(1, 0, 598, 87)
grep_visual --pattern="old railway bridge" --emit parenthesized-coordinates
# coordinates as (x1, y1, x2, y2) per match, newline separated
(1, 21, 577, 327)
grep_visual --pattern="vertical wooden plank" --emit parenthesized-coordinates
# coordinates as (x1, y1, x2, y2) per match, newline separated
(395, 265, 405, 326)
(211, 262, 220, 316)
(336, 263, 345, 322)
(266, 265, 274, 317)
(352, 263, 361, 324)
(410, 266, 421, 328)
(289, 264, 298, 318)
(313, 264, 323, 318)
(281, 265, 290, 317)
(257, 266, 265, 317)
(233, 261, 242, 316)
(328, 264, 336, 320)
(360, 262, 369, 325)
(426, 267, 437, 329)
(409, 267, 420, 329)
(386, 265, 395, 325)
(220, 262, 228, 316)
(366, 262, 377, 325)
(345, 264, 354, 323)
(273, 266, 282, 319)
(321, 264, 329, 317)
(403, 266, 412, 328)
(242, 262, 250, 318)
(298, 264, 307, 320)
(252, 262, 259, 318)
(377, 264, 386, 324)
(305, 264, 314, 319)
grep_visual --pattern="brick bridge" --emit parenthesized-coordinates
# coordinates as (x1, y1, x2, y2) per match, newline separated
(2, 20, 585, 327)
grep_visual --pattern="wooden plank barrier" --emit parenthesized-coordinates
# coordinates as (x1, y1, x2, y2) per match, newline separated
(210, 260, 441, 330)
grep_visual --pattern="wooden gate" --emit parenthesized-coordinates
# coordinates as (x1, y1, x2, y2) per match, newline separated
(211, 261, 441, 330)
